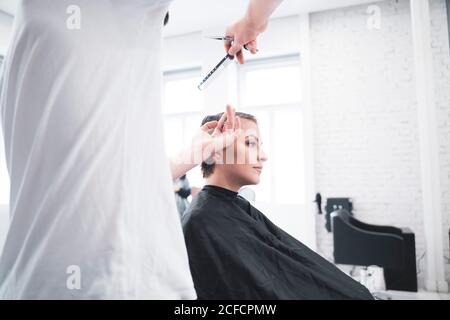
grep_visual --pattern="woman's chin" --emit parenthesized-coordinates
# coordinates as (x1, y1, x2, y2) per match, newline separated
(245, 176, 260, 186)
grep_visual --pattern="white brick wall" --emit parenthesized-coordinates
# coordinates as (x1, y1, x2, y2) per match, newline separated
(430, 0, 450, 283)
(309, 0, 450, 289)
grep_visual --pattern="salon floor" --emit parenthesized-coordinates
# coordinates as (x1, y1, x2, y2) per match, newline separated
(337, 265, 450, 300)
(372, 290, 450, 300)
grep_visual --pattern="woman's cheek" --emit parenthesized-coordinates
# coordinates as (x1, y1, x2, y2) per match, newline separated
(236, 143, 247, 165)
(248, 147, 259, 165)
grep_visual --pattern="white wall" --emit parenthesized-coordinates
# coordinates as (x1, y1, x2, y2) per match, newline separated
(310, 0, 450, 289)
(429, 0, 450, 282)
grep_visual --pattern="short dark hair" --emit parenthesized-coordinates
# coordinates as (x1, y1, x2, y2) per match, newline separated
(200, 112, 257, 178)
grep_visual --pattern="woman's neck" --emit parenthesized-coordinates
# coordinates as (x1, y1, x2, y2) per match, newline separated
(206, 173, 242, 193)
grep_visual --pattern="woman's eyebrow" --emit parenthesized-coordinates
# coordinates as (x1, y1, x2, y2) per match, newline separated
(245, 135, 262, 144)
(245, 135, 259, 140)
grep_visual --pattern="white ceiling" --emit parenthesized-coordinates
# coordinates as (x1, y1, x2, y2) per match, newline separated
(0, 0, 382, 36)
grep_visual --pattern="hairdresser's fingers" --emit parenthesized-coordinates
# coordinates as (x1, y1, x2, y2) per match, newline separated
(213, 112, 228, 135)
(200, 121, 218, 132)
(246, 40, 258, 54)
(233, 129, 241, 141)
(224, 105, 235, 132)
(223, 29, 246, 63)
(224, 40, 232, 56)
(228, 38, 244, 57)
(231, 107, 236, 130)
(236, 50, 245, 64)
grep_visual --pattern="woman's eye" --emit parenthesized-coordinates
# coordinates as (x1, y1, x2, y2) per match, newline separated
(246, 141, 257, 147)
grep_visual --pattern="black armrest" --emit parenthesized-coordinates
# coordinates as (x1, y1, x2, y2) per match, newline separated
(349, 216, 403, 236)
(332, 217, 405, 269)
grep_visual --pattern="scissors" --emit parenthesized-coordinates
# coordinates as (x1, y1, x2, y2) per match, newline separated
(198, 36, 256, 91)
(205, 36, 252, 51)
(206, 36, 235, 41)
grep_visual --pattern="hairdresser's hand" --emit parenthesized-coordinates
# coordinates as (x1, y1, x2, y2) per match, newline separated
(193, 105, 241, 164)
(225, 16, 266, 64)
(169, 105, 241, 180)
(225, 0, 284, 63)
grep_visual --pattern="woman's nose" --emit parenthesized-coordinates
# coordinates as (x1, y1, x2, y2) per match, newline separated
(258, 148, 268, 162)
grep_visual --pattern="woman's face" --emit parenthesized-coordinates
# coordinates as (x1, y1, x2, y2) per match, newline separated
(217, 118, 268, 187)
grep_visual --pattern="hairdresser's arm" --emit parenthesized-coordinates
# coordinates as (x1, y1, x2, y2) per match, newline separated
(225, 0, 283, 64)
(169, 151, 198, 182)
(169, 123, 218, 181)
(169, 105, 240, 181)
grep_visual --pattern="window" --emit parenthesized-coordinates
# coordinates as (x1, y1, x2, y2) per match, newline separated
(273, 108, 305, 204)
(162, 56, 307, 205)
(163, 68, 205, 189)
(163, 117, 184, 158)
(240, 55, 302, 107)
(239, 54, 306, 205)
(163, 68, 204, 115)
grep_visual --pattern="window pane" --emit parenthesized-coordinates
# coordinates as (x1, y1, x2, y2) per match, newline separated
(164, 114, 205, 189)
(273, 108, 305, 204)
(183, 114, 202, 150)
(163, 76, 203, 114)
(243, 65, 301, 107)
(163, 117, 184, 158)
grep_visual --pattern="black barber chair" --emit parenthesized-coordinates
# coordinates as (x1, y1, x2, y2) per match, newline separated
(331, 209, 418, 292)
(325, 198, 353, 232)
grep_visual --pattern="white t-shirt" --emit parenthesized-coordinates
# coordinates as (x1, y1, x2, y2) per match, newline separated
(0, 0, 196, 299)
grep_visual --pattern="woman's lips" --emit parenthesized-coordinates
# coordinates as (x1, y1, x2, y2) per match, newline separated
(253, 166, 263, 174)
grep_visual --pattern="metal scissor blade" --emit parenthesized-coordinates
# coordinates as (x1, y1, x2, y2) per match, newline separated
(205, 35, 234, 41)
(205, 35, 253, 52)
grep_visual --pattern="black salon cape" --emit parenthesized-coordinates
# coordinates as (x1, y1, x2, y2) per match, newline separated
(182, 185, 374, 300)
